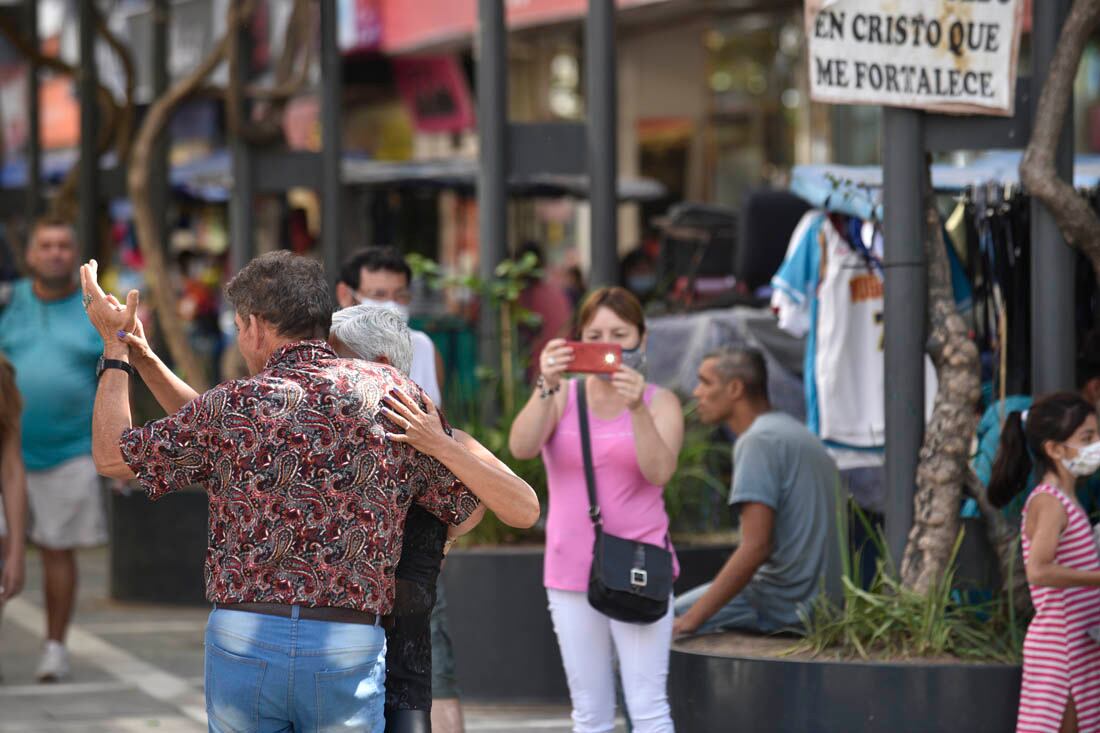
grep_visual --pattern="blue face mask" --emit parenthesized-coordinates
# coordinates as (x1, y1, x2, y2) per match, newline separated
(621, 344, 647, 375)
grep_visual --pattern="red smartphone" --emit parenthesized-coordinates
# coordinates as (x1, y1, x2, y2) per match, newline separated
(565, 341, 622, 374)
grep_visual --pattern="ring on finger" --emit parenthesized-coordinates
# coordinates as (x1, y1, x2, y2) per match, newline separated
(547, 356, 556, 366)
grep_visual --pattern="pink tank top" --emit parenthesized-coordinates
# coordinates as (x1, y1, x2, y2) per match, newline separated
(542, 379, 679, 592)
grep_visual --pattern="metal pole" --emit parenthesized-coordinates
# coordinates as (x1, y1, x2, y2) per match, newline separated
(477, 0, 507, 408)
(320, 0, 342, 289)
(586, 0, 618, 288)
(78, 0, 98, 261)
(1031, 0, 1076, 393)
(150, 0, 170, 253)
(24, 0, 39, 223)
(882, 108, 927, 567)
(229, 14, 254, 274)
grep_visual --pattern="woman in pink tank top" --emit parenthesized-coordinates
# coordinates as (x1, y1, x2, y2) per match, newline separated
(987, 393, 1100, 733)
(509, 287, 684, 733)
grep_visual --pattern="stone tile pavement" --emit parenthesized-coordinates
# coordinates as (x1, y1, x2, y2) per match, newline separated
(0, 547, 622, 732)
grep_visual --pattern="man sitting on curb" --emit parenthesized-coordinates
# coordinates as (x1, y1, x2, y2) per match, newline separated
(674, 347, 839, 636)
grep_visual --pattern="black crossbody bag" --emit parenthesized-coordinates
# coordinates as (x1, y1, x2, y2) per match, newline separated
(576, 380, 672, 624)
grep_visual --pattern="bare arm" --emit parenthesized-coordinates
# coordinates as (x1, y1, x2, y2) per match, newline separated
(383, 393, 540, 529)
(1025, 493, 1100, 588)
(122, 319, 200, 414)
(508, 339, 572, 459)
(92, 344, 138, 480)
(81, 262, 138, 480)
(674, 502, 775, 635)
(625, 386, 684, 486)
(0, 425, 28, 600)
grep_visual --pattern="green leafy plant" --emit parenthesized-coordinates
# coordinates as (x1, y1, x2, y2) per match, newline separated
(664, 415, 732, 535)
(790, 498, 1025, 663)
(408, 252, 542, 417)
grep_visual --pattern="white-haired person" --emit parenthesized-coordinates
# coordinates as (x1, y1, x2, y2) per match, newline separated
(329, 304, 539, 733)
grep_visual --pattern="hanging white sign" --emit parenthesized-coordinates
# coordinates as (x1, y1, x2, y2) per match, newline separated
(805, 0, 1024, 116)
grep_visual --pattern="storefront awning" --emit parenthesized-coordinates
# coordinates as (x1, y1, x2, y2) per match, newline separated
(379, 0, 677, 54)
(341, 157, 668, 201)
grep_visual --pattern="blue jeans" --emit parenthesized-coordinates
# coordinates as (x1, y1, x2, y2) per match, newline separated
(673, 583, 797, 635)
(204, 606, 387, 733)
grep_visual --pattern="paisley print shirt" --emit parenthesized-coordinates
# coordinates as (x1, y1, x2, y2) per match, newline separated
(119, 340, 479, 615)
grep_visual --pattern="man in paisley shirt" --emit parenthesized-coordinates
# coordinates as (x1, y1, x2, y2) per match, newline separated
(81, 251, 479, 733)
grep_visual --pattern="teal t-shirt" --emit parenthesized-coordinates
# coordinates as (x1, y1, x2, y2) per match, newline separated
(731, 412, 840, 626)
(0, 279, 102, 470)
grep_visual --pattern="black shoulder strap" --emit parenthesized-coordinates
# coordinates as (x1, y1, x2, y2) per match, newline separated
(575, 379, 602, 528)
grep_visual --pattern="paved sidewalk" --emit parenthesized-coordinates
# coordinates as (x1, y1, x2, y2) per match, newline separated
(0, 547, 616, 732)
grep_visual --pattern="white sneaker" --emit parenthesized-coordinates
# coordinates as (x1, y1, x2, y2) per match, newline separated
(35, 640, 70, 683)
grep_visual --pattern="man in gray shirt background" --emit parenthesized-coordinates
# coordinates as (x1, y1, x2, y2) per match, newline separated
(674, 347, 839, 636)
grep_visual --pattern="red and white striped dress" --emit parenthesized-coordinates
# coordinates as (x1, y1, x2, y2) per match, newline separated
(1019, 484, 1100, 732)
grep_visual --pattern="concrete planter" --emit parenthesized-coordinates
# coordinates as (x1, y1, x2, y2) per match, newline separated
(669, 634, 1022, 733)
(441, 543, 733, 703)
(109, 488, 208, 605)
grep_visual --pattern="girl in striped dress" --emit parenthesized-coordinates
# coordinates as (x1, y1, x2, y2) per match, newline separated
(989, 393, 1100, 733)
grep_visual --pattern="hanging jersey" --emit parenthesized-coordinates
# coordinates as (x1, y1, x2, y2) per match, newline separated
(813, 217, 886, 448)
(772, 212, 939, 466)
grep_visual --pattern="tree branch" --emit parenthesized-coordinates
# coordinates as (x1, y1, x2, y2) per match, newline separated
(128, 32, 233, 392)
(1020, 0, 1100, 283)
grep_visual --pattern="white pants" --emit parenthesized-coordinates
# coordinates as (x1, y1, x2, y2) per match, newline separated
(547, 588, 675, 733)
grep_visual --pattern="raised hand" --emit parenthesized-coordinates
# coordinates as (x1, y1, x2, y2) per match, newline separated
(539, 338, 574, 390)
(79, 260, 139, 344)
(117, 314, 154, 362)
(611, 364, 647, 411)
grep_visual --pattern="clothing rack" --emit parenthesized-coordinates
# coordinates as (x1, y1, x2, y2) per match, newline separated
(790, 151, 1100, 221)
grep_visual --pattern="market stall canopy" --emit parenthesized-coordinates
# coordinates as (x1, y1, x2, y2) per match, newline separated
(791, 150, 1100, 220)
(0, 150, 666, 203)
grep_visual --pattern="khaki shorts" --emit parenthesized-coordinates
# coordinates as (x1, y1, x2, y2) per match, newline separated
(0, 455, 107, 550)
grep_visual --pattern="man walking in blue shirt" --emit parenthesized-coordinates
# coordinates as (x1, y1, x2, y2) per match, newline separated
(0, 216, 105, 681)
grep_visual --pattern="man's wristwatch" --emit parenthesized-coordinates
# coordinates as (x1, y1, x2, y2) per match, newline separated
(96, 356, 135, 379)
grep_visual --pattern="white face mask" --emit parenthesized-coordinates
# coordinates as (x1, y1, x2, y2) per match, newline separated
(1063, 441, 1100, 478)
(355, 295, 410, 322)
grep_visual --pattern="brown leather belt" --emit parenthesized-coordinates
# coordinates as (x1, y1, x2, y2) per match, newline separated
(217, 602, 392, 629)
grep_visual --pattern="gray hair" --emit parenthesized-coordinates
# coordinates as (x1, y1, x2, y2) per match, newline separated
(329, 304, 413, 376)
(703, 346, 769, 400)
